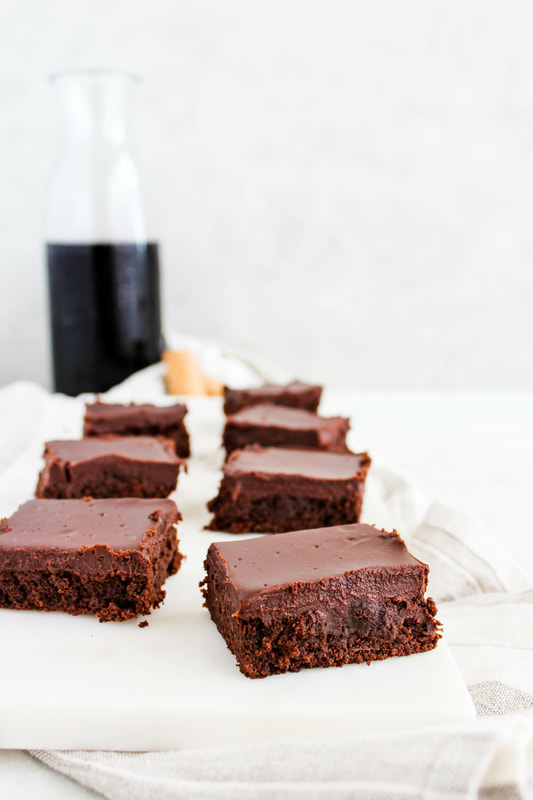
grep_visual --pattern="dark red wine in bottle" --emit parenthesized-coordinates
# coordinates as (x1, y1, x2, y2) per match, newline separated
(47, 242, 163, 396)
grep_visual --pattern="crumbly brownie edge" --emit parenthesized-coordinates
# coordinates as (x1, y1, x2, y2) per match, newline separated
(173, 427, 191, 458)
(206, 487, 366, 533)
(135, 511, 184, 618)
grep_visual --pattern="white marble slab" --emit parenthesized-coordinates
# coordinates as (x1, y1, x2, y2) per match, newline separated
(0, 392, 474, 750)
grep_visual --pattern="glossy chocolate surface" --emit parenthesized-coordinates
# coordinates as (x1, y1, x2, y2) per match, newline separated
(227, 404, 346, 431)
(84, 401, 187, 428)
(0, 498, 178, 555)
(210, 523, 425, 606)
(45, 437, 179, 466)
(225, 447, 368, 481)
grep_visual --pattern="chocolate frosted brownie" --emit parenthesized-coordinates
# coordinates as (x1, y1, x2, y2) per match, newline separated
(223, 404, 349, 456)
(0, 498, 183, 621)
(84, 401, 190, 458)
(207, 446, 371, 533)
(223, 382, 322, 416)
(36, 437, 183, 499)
(201, 523, 440, 678)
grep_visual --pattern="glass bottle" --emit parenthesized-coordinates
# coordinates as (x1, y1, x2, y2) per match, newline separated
(46, 68, 162, 396)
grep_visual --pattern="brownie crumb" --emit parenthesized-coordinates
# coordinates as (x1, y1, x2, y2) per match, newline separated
(138, 620, 149, 628)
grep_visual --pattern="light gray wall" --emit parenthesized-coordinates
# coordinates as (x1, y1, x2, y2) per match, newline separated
(1, 0, 532, 390)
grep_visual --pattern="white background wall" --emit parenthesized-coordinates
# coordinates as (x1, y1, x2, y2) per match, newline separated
(1, 0, 532, 390)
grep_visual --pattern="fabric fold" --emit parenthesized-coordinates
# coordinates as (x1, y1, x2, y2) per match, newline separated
(31, 720, 532, 800)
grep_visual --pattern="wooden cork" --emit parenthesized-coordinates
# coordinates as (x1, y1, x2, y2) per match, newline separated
(163, 349, 223, 396)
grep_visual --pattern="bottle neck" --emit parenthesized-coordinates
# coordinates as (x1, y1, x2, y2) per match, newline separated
(53, 72, 137, 149)
(47, 71, 148, 243)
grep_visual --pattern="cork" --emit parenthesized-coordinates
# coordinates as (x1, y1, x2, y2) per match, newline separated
(163, 349, 223, 396)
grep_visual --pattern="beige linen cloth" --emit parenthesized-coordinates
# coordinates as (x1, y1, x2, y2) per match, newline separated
(0, 374, 532, 798)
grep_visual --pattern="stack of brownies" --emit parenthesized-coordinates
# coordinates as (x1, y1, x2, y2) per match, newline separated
(203, 382, 440, 677)
(0, 401, 191, 621)
(208, 381, 370, 533)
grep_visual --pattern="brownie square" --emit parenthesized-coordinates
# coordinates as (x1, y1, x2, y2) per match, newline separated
(223, 382, 322, 416)
(223, 404, 349, 457)
(35, 437, 183, 499)
(0, 498, 183, 621)
(201, 523, 440, 678)
(83, 401, 191, 458)
(207, 446, 371, 533)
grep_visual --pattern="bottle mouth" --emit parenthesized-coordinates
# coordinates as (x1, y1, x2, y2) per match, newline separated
(49, 68, 141, 84)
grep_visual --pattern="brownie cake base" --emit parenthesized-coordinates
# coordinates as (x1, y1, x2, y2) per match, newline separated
(207, 488, 365, 533)
(204, 569, 439, 679)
